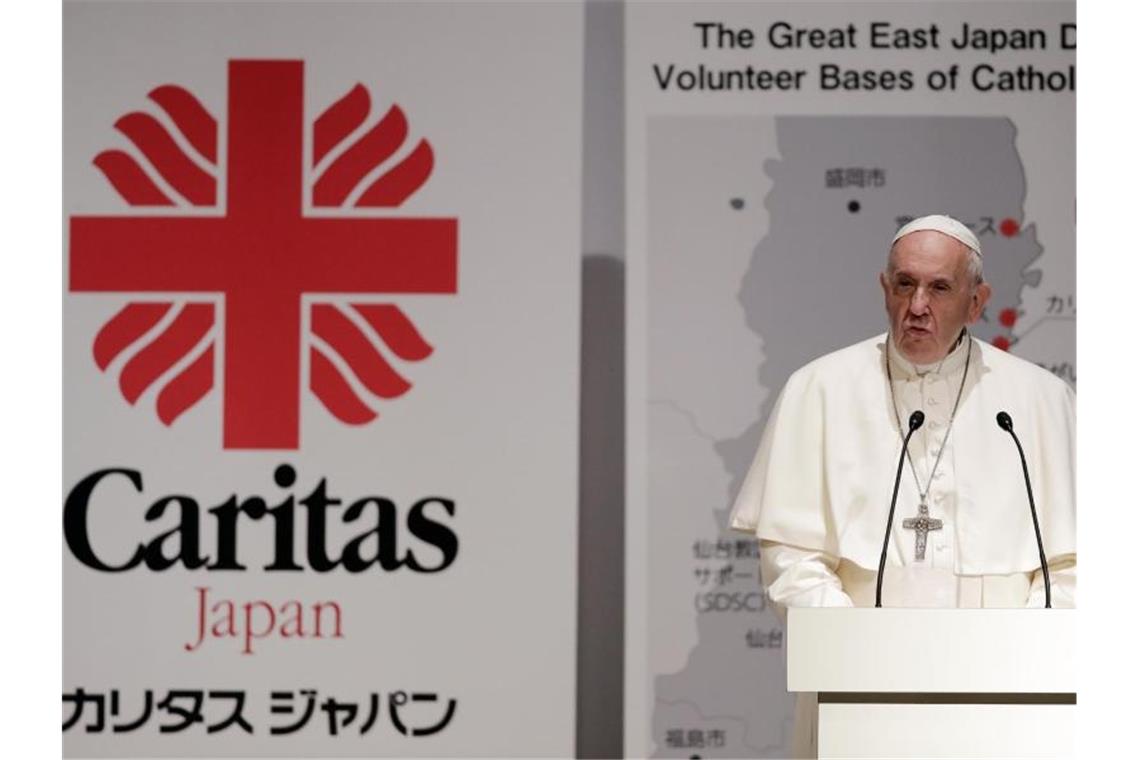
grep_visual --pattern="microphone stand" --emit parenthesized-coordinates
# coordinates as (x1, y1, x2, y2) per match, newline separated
(997, 411, 1052, 608)
(876, 410, 924, 608)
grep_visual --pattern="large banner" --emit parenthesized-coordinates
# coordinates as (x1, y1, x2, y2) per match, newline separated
(64, 2, 582, 756)
(625, 2, 1075, 757)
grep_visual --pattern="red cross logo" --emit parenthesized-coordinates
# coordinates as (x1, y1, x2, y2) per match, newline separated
(69, 60, 458, 450)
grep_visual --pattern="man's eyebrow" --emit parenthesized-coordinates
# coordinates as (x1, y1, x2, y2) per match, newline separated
(892, 271, 954, 284)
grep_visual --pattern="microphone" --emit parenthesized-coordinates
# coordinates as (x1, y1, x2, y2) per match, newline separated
(876, 410, 924, 607)
(996, 411, 1052, 608)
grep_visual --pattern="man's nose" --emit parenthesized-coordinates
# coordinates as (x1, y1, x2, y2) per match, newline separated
(908, 288, 930, 314)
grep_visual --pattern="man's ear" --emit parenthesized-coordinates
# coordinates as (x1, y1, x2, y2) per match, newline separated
(969, 281, 992, 322)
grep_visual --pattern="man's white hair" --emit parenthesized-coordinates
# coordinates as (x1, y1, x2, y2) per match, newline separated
(964, 248, 984, 285)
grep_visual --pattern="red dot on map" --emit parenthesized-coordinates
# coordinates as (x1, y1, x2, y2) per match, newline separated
(999, 218, 1020, 237)
(992, 336, 1011, 351)
(999, 308, 1018, 328)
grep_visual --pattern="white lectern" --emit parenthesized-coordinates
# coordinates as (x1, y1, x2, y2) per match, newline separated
(787, 608, 1075, 759)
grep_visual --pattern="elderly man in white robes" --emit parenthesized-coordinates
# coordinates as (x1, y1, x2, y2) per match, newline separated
(729, 213, 1075, 758)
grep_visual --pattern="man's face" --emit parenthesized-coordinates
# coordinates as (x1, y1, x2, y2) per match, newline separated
(879, 230, 992, 365)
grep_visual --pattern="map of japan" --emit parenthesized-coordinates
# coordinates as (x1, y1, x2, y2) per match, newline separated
(647, 116, 1063, 757)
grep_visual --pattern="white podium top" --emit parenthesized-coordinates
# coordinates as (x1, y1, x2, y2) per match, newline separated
(787, 608, 1075, 694)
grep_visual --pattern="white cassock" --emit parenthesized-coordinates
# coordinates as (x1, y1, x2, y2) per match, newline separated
(728, 332, 1076, 759)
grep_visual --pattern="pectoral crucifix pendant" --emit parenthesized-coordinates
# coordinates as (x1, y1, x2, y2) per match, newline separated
(902, 501, 943, 561)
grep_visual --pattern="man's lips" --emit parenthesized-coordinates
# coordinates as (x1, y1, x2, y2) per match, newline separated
(903, 325, 932, 336)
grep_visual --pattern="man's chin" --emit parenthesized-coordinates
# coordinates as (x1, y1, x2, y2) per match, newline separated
(895, 335, 941, 365)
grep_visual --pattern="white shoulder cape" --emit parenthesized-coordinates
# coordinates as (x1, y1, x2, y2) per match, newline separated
(729, 333, 1076, 575)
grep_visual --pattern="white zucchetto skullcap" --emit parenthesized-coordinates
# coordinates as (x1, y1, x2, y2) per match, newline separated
(892, 214, 982, 256)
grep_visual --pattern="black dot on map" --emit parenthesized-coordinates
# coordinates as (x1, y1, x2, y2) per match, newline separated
(848, 200, 861, 213)
(730, 198, 744, 210)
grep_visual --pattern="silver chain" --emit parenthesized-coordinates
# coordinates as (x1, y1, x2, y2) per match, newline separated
(884, 330, 972, 506)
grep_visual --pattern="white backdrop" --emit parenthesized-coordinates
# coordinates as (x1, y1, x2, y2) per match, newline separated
(63, 2, 582, 756)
